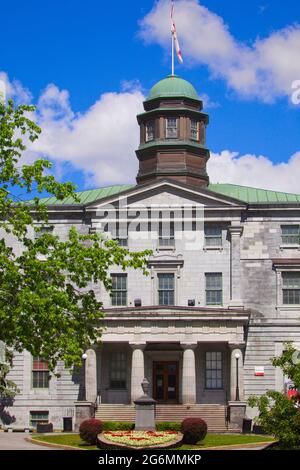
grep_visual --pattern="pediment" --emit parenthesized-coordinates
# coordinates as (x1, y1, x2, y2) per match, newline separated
(86, 180, 246, 212)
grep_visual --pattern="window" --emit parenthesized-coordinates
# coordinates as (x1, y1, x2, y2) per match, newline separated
(115, 238, 128, 247)
(166, 118, 178, 139)
(30, 411, 49, 428)
(159, 221, 175, 248)
(282, 272, 300, 304)
(205, 352, 223, 389)
(111, 274, 127, 306)
(114, 224, 128, 247)
(204, 225, 222, 247)
(281, 225, 300, 245)
(146, 121, 155, 142)
(190, 120, 199, 141)
(205, 273, 222, 305)
(109, 352, 127, 389)
(158, 273, 175, 306)
(32, 357, 49, 389)
(34, 226, 53, 239)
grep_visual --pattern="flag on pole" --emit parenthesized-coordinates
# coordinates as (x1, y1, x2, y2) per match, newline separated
(171, 1, 183, 64)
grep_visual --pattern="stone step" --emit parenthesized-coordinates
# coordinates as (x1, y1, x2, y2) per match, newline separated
(95, 404, 228, 432)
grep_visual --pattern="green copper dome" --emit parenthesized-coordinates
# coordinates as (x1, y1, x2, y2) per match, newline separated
(147, 75, 199, 101)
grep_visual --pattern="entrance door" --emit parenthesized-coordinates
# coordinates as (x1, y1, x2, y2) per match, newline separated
(153, 362, 179, 403)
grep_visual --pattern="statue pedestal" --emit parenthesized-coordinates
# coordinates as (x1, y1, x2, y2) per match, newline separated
(134, 397, 156, 431)
(74, 401, 94, 431)
(228, 401, 247, 432)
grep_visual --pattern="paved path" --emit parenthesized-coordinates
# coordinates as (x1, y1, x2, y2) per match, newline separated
(0, 432, 53, 450)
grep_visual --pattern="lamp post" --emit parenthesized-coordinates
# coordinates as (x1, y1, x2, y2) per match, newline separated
(235, 353, 240, 402)
(82, 353, 87, 401)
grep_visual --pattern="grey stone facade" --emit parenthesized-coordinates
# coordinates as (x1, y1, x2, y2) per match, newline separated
(1, 180, 300, 430)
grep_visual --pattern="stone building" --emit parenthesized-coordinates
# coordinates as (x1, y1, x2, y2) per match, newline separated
(2, 75, 300, 432)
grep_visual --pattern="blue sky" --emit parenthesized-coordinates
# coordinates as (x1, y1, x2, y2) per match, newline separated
(1, 0, 300, 192)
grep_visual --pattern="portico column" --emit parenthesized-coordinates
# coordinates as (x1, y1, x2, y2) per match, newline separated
(182, 344, 197, 404)
(85, 348, 97, 403)
(228, 226, 243, 307)
(130, 344, 146, 403)
(229, 344, 245, 401)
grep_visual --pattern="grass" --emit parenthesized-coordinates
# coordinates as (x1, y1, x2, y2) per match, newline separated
(33, 433, 275, 450)
(33, 434, 98, 450)
(177, 433, 275, 450)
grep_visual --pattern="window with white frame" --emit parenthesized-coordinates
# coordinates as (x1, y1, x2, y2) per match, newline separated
(146, 121, 155, 142)
(114, 223, 128, 247)
(204, 225, 222, 247)
(111, 274, 127, 306)
(158, 273, 175, 306)
(205, 273, 223, 305)
(32, 357, 49, 389)
(190, 120, 199, 141)
(159, 220, 175, 247)
(282, 272, 300, 304)
(30, 411, 49, 428)
(281, 225, 300, 245)
(109, 352, 127, 389)
(166, 117, 178, 138)
(205, 352, 223, 389)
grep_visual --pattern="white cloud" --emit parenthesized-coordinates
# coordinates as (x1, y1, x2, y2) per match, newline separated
(208, 150, 300, 193)
(140, 0, 300, 102)
(29, 83, 144, 186)
(2, 71, 300, 194)
(0, 71, 32, 104)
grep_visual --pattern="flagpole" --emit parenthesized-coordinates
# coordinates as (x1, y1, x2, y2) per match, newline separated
(171, 32, 175, 76)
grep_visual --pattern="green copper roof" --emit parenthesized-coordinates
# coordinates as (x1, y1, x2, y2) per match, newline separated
(33, 184, 135, 206)
(147, 75, 199, 101)
(208, 183, 300, 204)
(28, 183, 300, 206)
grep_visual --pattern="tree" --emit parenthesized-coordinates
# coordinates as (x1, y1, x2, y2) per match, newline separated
(0, 99, 150, 396)
(248, 343, 300, 449)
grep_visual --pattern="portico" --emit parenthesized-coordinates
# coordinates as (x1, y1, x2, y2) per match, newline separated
(83, 306, 248, 409)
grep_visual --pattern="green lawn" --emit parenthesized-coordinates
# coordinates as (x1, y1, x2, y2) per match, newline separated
(33, 433, 275, 450)
(177, 434, 275, 450)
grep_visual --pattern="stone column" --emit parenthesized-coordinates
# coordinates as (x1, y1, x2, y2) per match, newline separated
(182, 344, 197, 404)
(130, 344, 146, 403)
(85, 348, 97, 403)
(228, 226, 243, 307)
(229, 344, 245, 401)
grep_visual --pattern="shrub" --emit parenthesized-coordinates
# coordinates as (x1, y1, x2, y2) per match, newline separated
(101, 421, 181, 432)
(181, 418, 207, 445)
(79, 418, 103, 445)
(102, 421, 134, 431)
(156, 422, 181, 432)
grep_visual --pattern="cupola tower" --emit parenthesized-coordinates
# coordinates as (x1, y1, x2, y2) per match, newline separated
(135, 75, 210, 187)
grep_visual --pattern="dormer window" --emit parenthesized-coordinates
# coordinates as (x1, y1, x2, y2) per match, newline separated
(190, 120, 199, 141)
(146, 121, 155, 142)
(166, 117, 178, 139)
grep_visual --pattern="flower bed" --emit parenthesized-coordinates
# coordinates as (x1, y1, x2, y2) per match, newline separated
(98, 430, 183, 450)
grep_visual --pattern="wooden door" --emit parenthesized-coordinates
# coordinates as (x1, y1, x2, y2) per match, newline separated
(153, 361, 179, 403)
